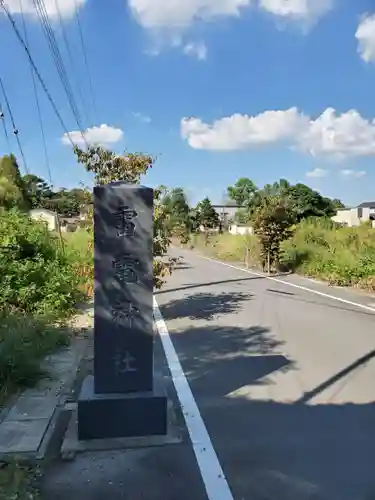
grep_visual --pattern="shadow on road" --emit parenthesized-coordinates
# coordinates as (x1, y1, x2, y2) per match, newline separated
(266, 288, 375, 317)
(168, 314, 375, 499)
(297, 348, 375, 404)
(171, 323, 292, 399)
(160, 291, 253, 321)
(171, 265, 192, 271)
(155, 276, 265, 296)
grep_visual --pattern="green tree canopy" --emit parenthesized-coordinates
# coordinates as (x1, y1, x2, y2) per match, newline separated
(162, 187, 190, 225)
(252, 194, 295, 271)
(22, 174, 54, 209)
(287, 183, 338, 221)
(227, 176, 345, 224)
(196, 197, 220, 229)
(227, 177, 257, 207)
(161, 187, 191, 240)
(0, 155, 30, 210)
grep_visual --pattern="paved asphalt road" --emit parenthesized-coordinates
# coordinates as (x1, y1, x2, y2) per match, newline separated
(155, 248, 375, 500)
(44, 248, 375, 500)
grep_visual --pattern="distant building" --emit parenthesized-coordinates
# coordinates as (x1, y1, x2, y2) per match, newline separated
(60, 216, 80, 233)
(212, 204, 239, 230)
(332, 201, 375, 227)
(228, 223, 253, 236)
(80, 203, 93, 221)
(29, 208, 59, 232)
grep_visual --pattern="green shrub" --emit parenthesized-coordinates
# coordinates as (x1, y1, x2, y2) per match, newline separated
(188, 217, 375, 291)
(0, 459, 41, 500)
(280, 218, 375, 289)
(0, 313, 69, 404)
(0, 209, 84, 316)
(64, 229, 94, 297)
(191, 232, 261, 265)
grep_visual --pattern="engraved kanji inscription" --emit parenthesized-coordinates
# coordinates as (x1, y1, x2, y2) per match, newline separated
(113, 206, 138, 237)
(113, 254, 140, 284)
(111, 296, 141, 328)
(113, 349, 137, 376)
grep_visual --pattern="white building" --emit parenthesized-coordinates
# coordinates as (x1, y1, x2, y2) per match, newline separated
(228, 223, 254, 236)
(212, 204, 239, 230)
(332, 202, 375, 228)
(29, 208, 60, 232)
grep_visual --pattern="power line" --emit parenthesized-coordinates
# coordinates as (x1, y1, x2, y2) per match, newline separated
(0, 0, 76, 148)
(73, 0, 97, 123)
(0, 75, 29, 174)
(0, 102, 11, 153)
(32, 0, 87, 143)
(20, 0, 53, 186)
(53, 0, 90, 127)
(35, 0, 83, 130)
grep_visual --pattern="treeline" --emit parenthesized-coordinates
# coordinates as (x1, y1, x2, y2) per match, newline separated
(0, 154, 91, 216)
(161, 177, 345, 234)
(160, 187, 220, 239)
(226, 177, 345, 223)
(162, 177, 347, 272)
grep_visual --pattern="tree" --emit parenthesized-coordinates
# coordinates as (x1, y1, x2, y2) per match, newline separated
(252, 195, 295, 272)
(22, 174, 53, 209)
(0, 155, 30, 210)
(22, 174, 93, 216)
(73, 145, 171, 288)
(331, 198, 345, 210)
(162, 187, 190, 235)
(188, 208, 200, 233)
(73, 145, 152, 185)
(287, 183, 337, 221)
(227, 177, 258, 208)
(196, 197, 220, 229)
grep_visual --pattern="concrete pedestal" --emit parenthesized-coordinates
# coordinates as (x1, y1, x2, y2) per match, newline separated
(77, 375, 168, 441)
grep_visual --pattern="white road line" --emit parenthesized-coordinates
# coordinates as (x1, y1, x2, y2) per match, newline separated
(193, 254, 375, 314)
(153, 297, 234, 500)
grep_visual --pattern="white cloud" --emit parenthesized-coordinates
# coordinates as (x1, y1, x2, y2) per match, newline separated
(128, 0, 253, 31)
(299, 108, 375, 159)
(3, 0, 86, 19)
(181, 108, 308, 151)
(356, 14, 375, 63)
(129, 0, 331, 56)
(62, 124, 124, 147)
(183, 41, 207, 60)
(259, 0, 333, 24)
(181, 107, 375, 159)
(129, 0, 331, 36)
(340, 169, 367, 178)
(132, 112, 152, 123)
(306, 168, 328, 178)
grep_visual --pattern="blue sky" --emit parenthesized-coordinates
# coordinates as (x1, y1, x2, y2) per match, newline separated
(0, 0, 375, 206)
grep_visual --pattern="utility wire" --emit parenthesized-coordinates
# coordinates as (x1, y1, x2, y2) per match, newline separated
(73, 0, 97, 123)
(35, 0, 83, 128)
(53, 0, 90, 127)
(32, 0, 87, 144)
(0, 75, 29, 174)
(0, 0, 76, 148)
(0, 102, 11, 153)
(20, 0, 53, 185)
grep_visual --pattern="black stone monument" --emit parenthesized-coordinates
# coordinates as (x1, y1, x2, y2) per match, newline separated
(77, 182, 168, 440)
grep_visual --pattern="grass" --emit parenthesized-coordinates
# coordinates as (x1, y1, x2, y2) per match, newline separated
(0, 217, 92, 498)
(0, 313, 70, 407)
(186, 221, 375, 292)
(0, 460, 41, 500)
(188, 232, 261, 266)
(280, 219, 375, 290)
(64, 229, 93, 297)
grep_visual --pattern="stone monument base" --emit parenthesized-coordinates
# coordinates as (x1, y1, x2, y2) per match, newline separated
(77, 375, 168, 440)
